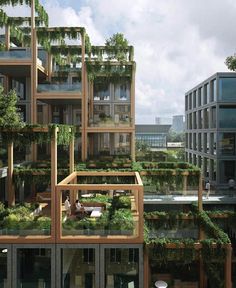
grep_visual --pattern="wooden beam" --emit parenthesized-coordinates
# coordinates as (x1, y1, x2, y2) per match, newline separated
(225, 244, 232, 288)
(69, 135, 74, 174)
(57, 172, 77, 185)
(57, 184, 141, 191)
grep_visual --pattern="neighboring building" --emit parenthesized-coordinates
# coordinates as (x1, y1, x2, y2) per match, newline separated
(172, 114, 185, 132)
(155, 116, 172, 125)
(135, 124, 171, 150)
(185, 72, 236, 189)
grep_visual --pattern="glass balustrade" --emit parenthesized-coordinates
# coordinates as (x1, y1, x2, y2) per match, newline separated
(0, 50, 31, 59)
(37, 83, 81, 93)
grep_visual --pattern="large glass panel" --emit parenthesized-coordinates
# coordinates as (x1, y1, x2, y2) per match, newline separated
(0, 50, 31, 59)
(185, 95, 188, 111)
(219, 106, 236, 128)
(203, 108, 209, 129)
(211, 79, 217, 102)
(136, 133, 166, 148)
(219, 133, 235, 155)
(88, 133, 131, 158)
(219, 77, 236, 101)
(198, 110, 203, 129)
(0, 248, 8, 287)
(219, 161, 236, 184)
(198, 87, 202, 106)
(188, 93, 192, 109)
(193, 90, 196, 108)
(210, 107, 216, 128)
(61, 248, 95, 288)
(204, 83, 209, 104)
(114, 81, 130, 101)
(94, 82, 110, 101)
(105, 248, 139, 288)
(17, 248, 51, 287)
(37, 83, 81, 93)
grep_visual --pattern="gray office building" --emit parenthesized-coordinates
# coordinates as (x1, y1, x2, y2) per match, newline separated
(185, 72, 236, 190)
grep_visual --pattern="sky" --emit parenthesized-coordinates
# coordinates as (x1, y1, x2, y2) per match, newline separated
(4, 0, 236, 123)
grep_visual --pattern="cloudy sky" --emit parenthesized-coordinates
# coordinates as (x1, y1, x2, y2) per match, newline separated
(4, 0, 236, 123)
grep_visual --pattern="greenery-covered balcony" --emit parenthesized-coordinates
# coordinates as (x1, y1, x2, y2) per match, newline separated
(0, 202, 51, 236)
(144, 207, 232, 288)
(138, 162, 201, 198)
(62, 194, 138, 237)
(56, 171, 143, 242)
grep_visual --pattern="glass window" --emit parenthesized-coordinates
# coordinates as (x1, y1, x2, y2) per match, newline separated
(203, 108, 209, 129)
(198, 110, 203, 129)
(0, 248, 8, 287)
(204, 83, 209, 104)
(188, 93, 192, 109)
(11, 78, 26, 100)
(210, 107, 216, 128)
(17, 249, 51, 287)
(198, 87, 202, 106)
(185, 95, 188, 111)
(219, 133, 235, 155)
(198, 133, 202, 152)
(94, 82, 110, 101)
(219, 160, 236, 184)
(105, 248, 139, 288)
(219, 106, 236, 128)
(114, 81, 130, 101)
(211, 79, 217, 102)
(61, 248, 95, 288)
(219, 77, 236, 101)
(193, 112, 197, 129)
(193, 90, 197, 108)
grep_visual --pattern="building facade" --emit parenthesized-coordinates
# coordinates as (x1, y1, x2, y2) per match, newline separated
(135, 124, 171, 150)
(185, 72, 236, 189)
(172, 115, 185, 133)
(0, 1, 142, 287)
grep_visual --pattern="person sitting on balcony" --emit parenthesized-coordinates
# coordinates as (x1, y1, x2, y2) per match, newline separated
(31, 203, 42, 218)
(75, 199, 85, 214)
(64, 196, 71, 217)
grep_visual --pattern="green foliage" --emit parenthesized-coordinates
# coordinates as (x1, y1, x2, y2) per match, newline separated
(0, 202, 51, 233)
(105, 33, 129, 61)
(225, 55, 236, 71)
(110, 209, 134, 231)
(0, 86, 23, 128)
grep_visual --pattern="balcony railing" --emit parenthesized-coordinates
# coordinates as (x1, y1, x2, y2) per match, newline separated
(0, 50, 31, 59)
(37, 83, 81, 93)
(89, 118, 132, 127)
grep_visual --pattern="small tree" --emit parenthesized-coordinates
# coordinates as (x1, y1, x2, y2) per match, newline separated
(105, 33, 129, 61)
(225, 55, 236, 71)
(0, 85, 23, 128)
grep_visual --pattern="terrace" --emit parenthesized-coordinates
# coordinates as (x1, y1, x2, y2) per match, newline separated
(56, 171, 143, 242)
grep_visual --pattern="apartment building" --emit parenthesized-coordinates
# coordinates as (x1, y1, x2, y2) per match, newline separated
(0, 1, 144, 287)
(0, 1, 234, 288)
(185, 72, 236, 190)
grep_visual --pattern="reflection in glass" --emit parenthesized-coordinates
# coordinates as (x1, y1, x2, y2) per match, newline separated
(114, 82, 130, 101)
(219, 107, 236, 128)
(17, 249, 51, 287)
(219, 133, 235, 155)
(219, 78, 236, 101)
(61, 248, 95, 288)
(105, 248, 139, 288)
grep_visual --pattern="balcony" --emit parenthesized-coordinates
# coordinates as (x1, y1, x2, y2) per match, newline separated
(57, 171, 143, 241)
(0, 50, 31, 60)
(37, 83, 81, 93)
